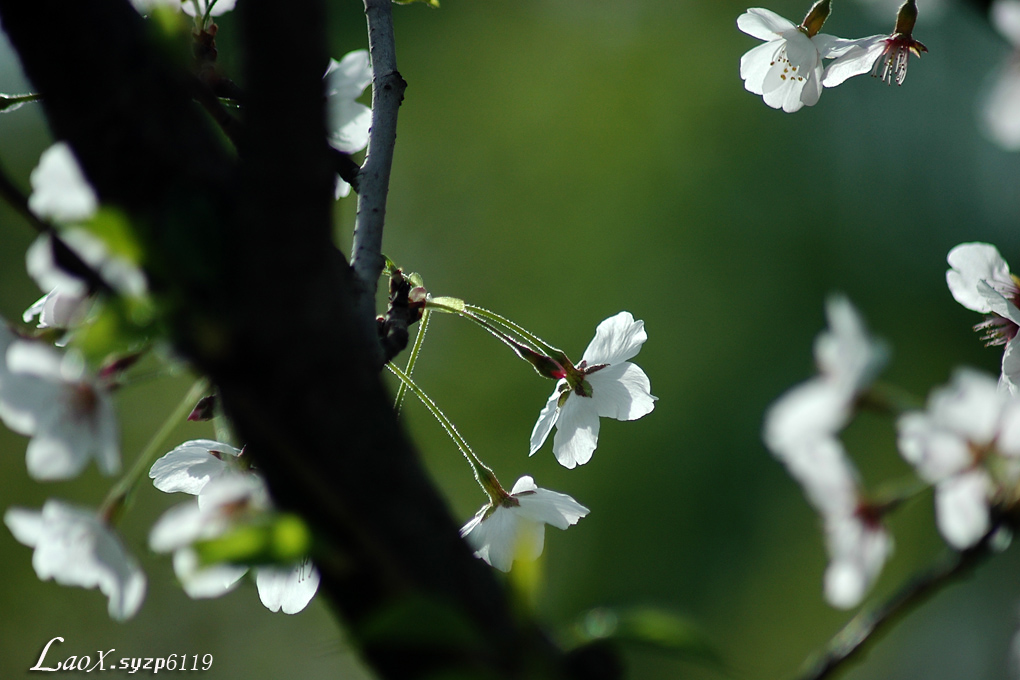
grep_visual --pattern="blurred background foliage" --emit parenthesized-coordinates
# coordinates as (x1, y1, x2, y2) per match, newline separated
(2, 0, 1020, 678)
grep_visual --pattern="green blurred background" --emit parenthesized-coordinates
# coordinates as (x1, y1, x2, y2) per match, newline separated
(3, 0, 1020, 677)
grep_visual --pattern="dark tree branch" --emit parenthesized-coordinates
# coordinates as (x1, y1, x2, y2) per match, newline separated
(351, 0, 407, 363)
(0, 2, 590, 679)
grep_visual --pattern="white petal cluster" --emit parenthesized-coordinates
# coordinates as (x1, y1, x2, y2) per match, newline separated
(946, 242, 1020, 394)
(763, 295, 891, 609)
(898, 369, 1020, 549)
(982, 1, 1020, 150)
(325, 50, 373, 198)
(149, 440, 320, 613)
(460, 476, 589, 572)
(737, 8, 864, 113)
(530, 312, 656, 469)
(4, 500, 145, 620)
(0, 328, 119, 481)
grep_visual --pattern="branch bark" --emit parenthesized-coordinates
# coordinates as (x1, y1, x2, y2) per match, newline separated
(351, 0, 407, 363)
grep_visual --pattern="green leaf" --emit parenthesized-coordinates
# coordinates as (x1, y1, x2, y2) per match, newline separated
(193, 513, 313, 567)
(74, 296, 155, 367)
(571, 607, 724, 668)
(81, 207, 145, 266)
(393, 0, 440, 7)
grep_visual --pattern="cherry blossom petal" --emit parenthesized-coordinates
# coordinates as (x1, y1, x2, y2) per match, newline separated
(256, 561, 320, 614)
(551, 397, 600, 469)
(946, 242, 1015, 314)
(149, 439, 242, 496)
(994, 0, 1020, 47)
(935, 470, 992, 549)
(28, 143, 97, 224)
(822, 37, 886, 87)
(581, 312, 647, 366)
(823, 513, 892, 609)
(736, 8, 796, 41)
(588, 362, 656, 421)
(173, 549, 247, 599)
(529, 388, 562, 456)
(741, 41, 783, 94)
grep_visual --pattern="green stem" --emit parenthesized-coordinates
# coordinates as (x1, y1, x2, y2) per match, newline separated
(385, 362, 506, 503)
(394, 308, 430, 414)
(464, 303, 564, 359)
(425, 298, 571, 376)
(100, 378, 210, 520)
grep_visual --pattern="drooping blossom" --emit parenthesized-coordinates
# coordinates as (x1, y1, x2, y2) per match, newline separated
(460, 475, 589, 572)
(897, 369, 1020, 549)
(822, 0, 927, 87)
(530, 312, 656, 469)
(982, 0, 1020, 150)
(149, 444, 320, 613)
(945, 242, 1020, 394)
(737, 2, 864, 112)
(763, 296, 892, 608)
(325, 50, 373, 198)
(0, 336, 119, 481)
(5, 500, 145, 620)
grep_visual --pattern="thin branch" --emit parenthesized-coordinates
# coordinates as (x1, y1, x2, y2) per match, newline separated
(351, 0, 406, 360)
(796, 532, 998, 680)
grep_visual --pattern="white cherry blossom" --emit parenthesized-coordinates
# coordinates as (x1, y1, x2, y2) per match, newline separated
(897, 369, 1020, 549)
(529, 311, 656, 469)
(823, 0, 927, 88)
(28, 142, 97, 224)
(982, 1, 1020, 150)
(325, 50, 373, 198)
(737, 6, 862, 113)
(0, 339, 119, 481)
(763, 296, 892, 608)
(5, 500, 145, 620)
(460, 475, 589, 572)
(946, 242, 1020, 393)
(150, 456, 320, 613)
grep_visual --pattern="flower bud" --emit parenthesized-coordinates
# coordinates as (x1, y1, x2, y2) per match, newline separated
(800, 0, 831, 37)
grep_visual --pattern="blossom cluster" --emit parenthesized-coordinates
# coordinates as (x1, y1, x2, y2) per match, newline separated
(738, 0, 926, 112)
(765, 240, 1020, 610)
(0, 53, 368, 617)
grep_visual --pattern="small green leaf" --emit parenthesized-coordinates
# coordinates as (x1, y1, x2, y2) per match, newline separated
(394, 0, 440, 7)
(81, 208, 145, 266)
(193, 513, 313, 566)
(74, 297, 154, 366)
